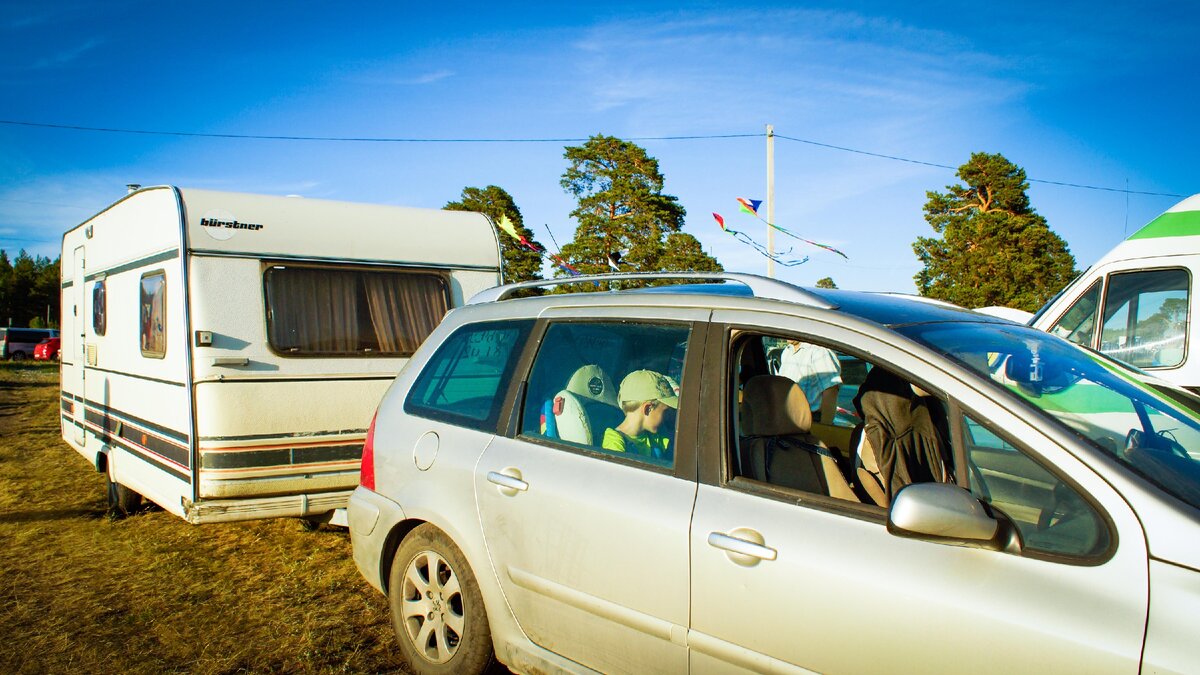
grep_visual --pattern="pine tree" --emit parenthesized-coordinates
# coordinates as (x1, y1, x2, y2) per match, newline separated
(558, 135, 720, 288)
(913, 152, 1077, 311)
(445, 186, 544, 285)
(815, 277, 838, 289)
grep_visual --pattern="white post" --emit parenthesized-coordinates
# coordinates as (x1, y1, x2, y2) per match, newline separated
(766, 124, 775, 278)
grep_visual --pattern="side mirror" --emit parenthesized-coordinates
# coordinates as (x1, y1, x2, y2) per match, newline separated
(887, 483, 1022, 553)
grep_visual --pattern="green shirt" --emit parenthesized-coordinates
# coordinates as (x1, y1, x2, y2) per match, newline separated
(602, 427, 671, 461)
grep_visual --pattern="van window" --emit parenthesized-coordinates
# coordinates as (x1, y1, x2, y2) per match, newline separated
(264, 265, 449, 357)
(1100, 269, 1189, 368)
(405, 320, 533, 431)
(140, 271, 166, 358)
(1048, 280, 1101, 348)
(93, 280, 107, 335)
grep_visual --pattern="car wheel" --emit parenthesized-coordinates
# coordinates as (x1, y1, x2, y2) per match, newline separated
(388, 524, 495, 674)
(10, 350, 27, 361)
(105, 465, 143, 517)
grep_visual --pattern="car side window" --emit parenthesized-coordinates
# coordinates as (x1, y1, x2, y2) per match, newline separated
(962, 413, 1110, 558)
(405, 320, 533, 432)
(1048, 279, 1101, 348)
(520, 321, 690, 469)
(731, 333, 953, 508)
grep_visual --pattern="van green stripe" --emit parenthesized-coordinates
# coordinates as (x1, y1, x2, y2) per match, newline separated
(1128, 211, 1200, 240)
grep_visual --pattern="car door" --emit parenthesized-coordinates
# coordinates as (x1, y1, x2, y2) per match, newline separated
(475, 306, 707, 674)
(687, 311, 1149, 674)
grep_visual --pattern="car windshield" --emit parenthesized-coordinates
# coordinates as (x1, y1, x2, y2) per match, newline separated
(898, 321, 1200, 511)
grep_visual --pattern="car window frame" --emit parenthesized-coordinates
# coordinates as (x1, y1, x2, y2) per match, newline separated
(403, 318, 536, 433)
(508, 317, 705, 481)
(703, 320, 1119, 564)
(950, 398, 1119, 566)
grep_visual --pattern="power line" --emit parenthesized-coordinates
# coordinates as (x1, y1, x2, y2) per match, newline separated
(774, 134, 1184, 198)
(0, 119, 756, 143)
(0, 119, 1184, 198)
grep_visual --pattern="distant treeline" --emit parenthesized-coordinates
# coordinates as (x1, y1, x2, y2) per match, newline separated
(0, 250, 61, 329)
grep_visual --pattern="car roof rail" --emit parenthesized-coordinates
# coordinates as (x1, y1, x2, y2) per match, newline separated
(467, 272, 837, 309)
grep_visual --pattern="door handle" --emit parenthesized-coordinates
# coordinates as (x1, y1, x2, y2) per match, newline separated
(487, 471, 528, 493)
(708, 530, 777, 565)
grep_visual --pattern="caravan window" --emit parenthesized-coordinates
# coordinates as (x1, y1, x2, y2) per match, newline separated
(264, 265, 449, 357)
(140, 271, 166, 358)
(93, 280, 107, 336)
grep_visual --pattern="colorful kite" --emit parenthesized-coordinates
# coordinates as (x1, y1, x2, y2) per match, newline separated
(496, 215, 545, 253)
(733, 198, 849, 259)
(713, 213, 810, 267)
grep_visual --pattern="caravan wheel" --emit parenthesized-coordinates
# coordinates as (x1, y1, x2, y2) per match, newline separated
(105, 463, 142, 518)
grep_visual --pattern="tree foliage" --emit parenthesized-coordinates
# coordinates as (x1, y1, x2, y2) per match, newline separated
(445, 185, 544, 284)
(558, 135, 721, 287)
(913, 152, 1077, 311)
(815, 276, 838, 289)
(0, 249, 60, 328)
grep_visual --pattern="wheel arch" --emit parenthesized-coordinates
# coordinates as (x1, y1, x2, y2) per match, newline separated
(380, 517, 428, 594)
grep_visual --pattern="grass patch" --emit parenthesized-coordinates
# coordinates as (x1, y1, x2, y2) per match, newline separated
(0, 363, 404, 673)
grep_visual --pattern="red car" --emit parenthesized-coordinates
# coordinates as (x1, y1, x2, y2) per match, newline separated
(33, 337, 60, 361)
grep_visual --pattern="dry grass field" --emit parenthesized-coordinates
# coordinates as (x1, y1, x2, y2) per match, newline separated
(0, 362, 403, 673)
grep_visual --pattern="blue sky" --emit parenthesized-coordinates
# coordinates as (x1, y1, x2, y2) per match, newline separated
(1, 1, 1196, 292)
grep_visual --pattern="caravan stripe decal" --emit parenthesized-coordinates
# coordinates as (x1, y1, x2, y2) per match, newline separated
(200, 443, 363, 470)
(83, 248, 179, 282)
(82, 365, 187, 388)
(65, 394, 189, 444)
(67, 414, 190, 483)
(83, 407, 190, 468)
(199, 427, 369, 442)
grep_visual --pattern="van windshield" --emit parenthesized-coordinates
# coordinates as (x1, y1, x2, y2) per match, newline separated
(899, 322, 1200, 511)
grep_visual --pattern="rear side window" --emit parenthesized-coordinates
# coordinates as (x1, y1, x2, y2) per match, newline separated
(405, 320, 533, 432)
(264, 265, 449, 357)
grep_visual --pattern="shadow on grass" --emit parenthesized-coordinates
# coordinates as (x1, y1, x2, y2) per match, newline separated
(0, 507, 108, 524)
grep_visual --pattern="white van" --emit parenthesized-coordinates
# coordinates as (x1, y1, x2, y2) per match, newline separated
(60, 186, 500, 523)
(1031, 194, 1200, 391)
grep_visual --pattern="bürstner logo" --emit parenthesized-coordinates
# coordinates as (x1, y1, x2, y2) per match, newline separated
(199, 209, 261, 241)
(200, 217, 263, 231)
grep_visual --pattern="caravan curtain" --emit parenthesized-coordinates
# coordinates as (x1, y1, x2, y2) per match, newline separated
(265, 267, 359, 353)
(265, 266, 448, 356)
(363, 273, 448, 354)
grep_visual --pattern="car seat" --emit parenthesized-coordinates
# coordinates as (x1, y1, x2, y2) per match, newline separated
(740, 375, 858, 501)
(851, 368, 950, 507)
(544, 365, 622, 445)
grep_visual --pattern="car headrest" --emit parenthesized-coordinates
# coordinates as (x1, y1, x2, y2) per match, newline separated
(742, 375, 812, 436)
(553, 391, 594, 445)
(565, 364, 618, 407)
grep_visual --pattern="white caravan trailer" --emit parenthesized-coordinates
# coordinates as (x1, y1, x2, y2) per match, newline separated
(1031, 193, 1200, 391)
(60, 186, 500, 523)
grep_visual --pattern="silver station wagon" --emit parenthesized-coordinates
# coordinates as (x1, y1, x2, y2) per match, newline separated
(348, 272, 1200, 674)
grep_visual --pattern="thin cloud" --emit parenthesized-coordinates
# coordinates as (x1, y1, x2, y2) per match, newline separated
(31, 37, 103, 69)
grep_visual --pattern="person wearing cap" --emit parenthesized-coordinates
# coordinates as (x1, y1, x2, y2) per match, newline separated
(602, 369, 679, 461)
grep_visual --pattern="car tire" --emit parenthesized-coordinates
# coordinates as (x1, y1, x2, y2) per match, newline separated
(105, 467, 143, 518)
(10, 350, 26, 361)
(388, 524, 495, 675)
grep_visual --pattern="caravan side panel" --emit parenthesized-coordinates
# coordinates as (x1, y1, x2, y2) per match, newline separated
(60, 187, 193, 517)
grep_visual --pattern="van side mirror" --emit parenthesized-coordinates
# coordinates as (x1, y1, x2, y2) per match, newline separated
(887, 483, 1022, 553)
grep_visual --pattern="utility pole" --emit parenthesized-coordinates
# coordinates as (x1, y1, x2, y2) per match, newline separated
(766, 124, 775, 278)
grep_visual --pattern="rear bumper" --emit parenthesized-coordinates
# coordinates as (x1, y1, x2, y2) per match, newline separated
(349, 486, 405, 594)
(182, 489, 353, 524)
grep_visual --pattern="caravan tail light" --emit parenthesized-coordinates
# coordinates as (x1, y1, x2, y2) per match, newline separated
(360, 412, 378, 491)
